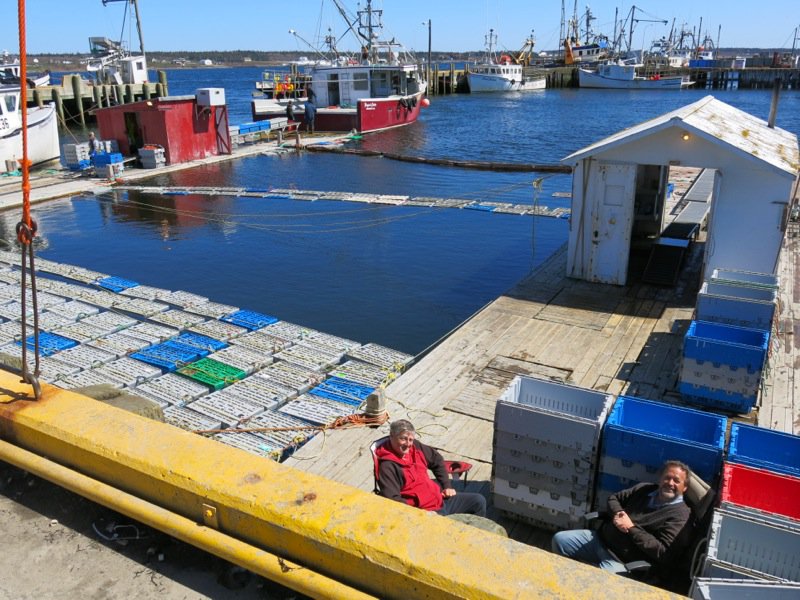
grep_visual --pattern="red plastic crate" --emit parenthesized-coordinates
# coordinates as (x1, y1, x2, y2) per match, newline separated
(721, 462, 800, 520)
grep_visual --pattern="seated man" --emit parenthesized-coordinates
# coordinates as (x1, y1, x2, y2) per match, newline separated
(375, 419, 486, 517)
(551, 460, 691, 574)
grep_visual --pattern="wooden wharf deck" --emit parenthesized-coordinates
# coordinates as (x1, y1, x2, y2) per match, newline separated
(283, 167, 800, 547)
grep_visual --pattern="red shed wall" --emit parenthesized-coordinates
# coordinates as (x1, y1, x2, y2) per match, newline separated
(96, 99, 229, 164)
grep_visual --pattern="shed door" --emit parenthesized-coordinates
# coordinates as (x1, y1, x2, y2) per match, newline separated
(588, 163, 636, 285)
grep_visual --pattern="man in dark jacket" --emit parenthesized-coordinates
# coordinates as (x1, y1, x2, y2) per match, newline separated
(551, 460, 691, 573)
(375, 419, 486, 516)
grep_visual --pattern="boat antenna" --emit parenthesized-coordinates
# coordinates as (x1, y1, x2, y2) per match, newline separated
(12, 0, 42, 400)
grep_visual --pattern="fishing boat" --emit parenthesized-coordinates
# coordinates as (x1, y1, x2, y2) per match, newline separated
(0, 55, 50, 87)
(0, 85, 60, 173)
(578, 60, 693, 90)
(251, 0, 427, 134)
(85, 0, 148, 85)
(467, 30, 546, 93)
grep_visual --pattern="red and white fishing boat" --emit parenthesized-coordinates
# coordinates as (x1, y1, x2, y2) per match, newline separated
(251, 0, 428, 134)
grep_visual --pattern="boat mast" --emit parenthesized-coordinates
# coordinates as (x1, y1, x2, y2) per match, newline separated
(102, 0, 145, 60)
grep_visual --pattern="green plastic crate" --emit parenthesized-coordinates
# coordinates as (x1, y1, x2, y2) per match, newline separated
(177, 358, 246, 390)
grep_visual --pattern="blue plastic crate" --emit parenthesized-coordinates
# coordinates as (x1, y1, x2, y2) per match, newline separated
(464, 203, 496, 212)
(683, 320, 769, 371)
(174, 331, 227, 353)
(97, 276, 139, 293)
(602, 396, 727, 482)
(17, 332, 79, 357)
(131, 342, 203, 372)
(728, 423, 800, 478)
(91, 152, 123, 166)
(163, 339, 212, 358)
(308, 377, 374, 406)
(679, 383, 757, 414)
(221, 310, 279, 331)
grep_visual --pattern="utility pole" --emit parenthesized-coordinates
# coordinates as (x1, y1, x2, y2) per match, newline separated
(426, 19, 432, 85)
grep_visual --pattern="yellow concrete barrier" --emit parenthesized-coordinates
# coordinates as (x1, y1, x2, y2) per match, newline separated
(0, 372, 680, 599)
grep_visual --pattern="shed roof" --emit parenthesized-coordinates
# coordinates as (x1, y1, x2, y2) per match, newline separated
(562, 95, 799, 178)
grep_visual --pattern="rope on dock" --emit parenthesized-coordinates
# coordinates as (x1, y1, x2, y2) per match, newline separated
(304, 144, 572, 174)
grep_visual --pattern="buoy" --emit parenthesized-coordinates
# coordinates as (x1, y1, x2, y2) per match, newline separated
(421, 97, 431, 107)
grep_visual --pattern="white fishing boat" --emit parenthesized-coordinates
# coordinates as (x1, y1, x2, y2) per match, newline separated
(467, 30, 546, 93)
(0, 55, 50, 87)
(85, 0, 148, 85)
(0, 85, 60, 173)
(578, 61, 693, 90)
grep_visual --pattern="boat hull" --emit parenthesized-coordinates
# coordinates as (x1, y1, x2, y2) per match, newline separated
(578, 69, 689, 89)
(0, 104, 60, 173)
(468, 73, 546, 93)
(251, 90, 425, 134)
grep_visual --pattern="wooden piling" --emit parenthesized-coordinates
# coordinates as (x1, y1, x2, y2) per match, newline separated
(33, 89, 43, 108)
(142, 82, 151, 100)
(93, 84, 102, 109)
(125, 84, 134, 104)
(51, 87, 64, 126)
(71, 74, 85, 127)
(158, 70, 169, 97)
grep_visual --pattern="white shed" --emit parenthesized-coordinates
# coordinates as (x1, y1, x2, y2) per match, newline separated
(561, 95, 799, 285)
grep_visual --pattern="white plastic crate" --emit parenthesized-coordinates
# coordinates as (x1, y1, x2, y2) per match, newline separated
(496, 376, 614, 453)
(706, 509, 800, 581)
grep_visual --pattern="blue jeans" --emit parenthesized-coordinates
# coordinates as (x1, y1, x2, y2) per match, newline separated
(436, 492, 487, 517)
(551, 529, 627, 573)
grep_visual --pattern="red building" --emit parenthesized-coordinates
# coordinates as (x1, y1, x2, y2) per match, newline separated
(95, 92, 231, 165)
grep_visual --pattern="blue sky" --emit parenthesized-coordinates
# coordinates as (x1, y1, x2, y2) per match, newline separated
(3, 1, 799, 55)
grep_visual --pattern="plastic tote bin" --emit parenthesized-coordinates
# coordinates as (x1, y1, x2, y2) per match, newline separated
(690, 578, 800, 600)
(728, 423, 800, 478)
(494, 376, 614, 453)
(707, 509, 800, 581)
(720, 462, 800, 521)
(695, 281, 776, 330)
(683, 320, 769, 371)
(602, 396, 726, 482)
(709, 268, 779, 290)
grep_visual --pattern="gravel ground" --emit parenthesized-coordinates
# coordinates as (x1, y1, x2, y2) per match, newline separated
(0, 462, 306, 600)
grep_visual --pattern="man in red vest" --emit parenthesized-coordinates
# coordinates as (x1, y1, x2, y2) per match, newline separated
(375, 419, 486, 516)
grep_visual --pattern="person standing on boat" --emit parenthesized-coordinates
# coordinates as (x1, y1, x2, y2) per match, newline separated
(551, 460, 691, 573)
(374, 419, 486, 517)
(285, 100, 295, 122)
(304, 99, 316, 134)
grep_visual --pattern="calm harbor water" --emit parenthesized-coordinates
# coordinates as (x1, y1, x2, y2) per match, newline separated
(24, 68, 800, 354)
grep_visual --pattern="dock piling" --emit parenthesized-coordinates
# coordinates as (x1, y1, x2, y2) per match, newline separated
(71, 74, 85, 127)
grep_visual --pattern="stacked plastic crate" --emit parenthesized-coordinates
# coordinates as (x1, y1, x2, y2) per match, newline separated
(91, 151, 125, 178)
(139, 145, 166, 169)
(690, 423, 800, 589)
(492, 376, 614, 531)
(61, 142, 91, 171)
(596, 396, 727, 509)
(679, 269, 778, 414)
